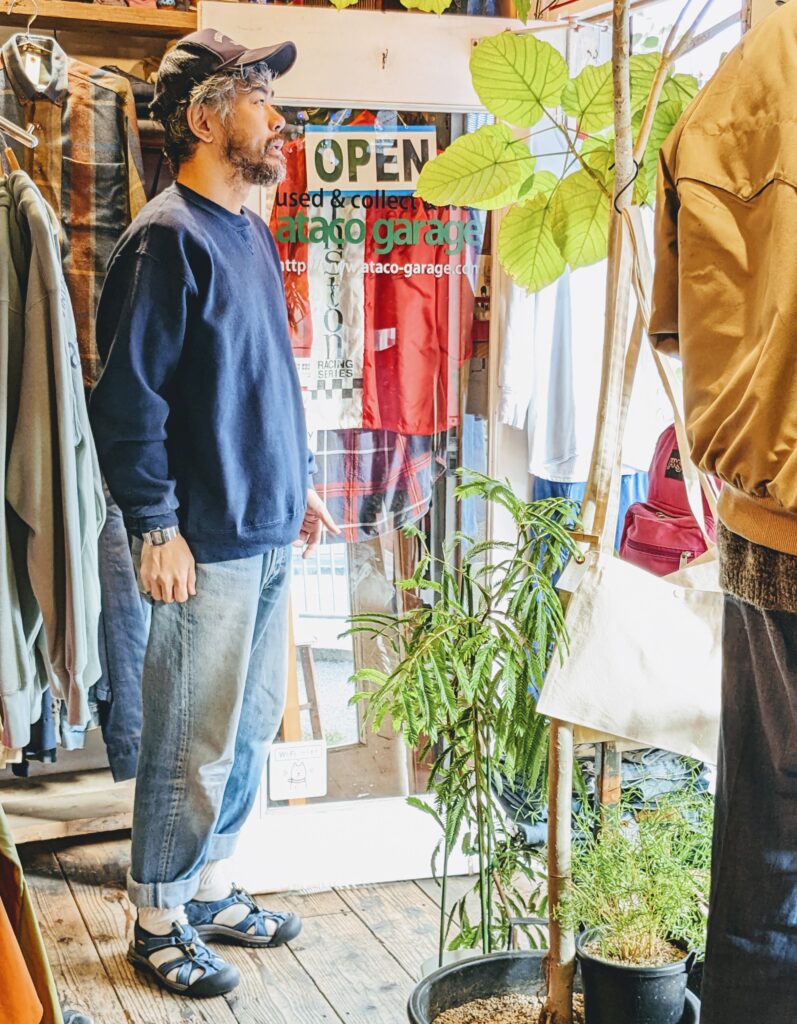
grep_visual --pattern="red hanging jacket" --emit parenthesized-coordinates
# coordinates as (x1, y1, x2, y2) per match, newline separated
(270, 130, 475, 435)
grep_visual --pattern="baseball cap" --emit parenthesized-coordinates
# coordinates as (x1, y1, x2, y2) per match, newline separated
(151, 28, 297, 118)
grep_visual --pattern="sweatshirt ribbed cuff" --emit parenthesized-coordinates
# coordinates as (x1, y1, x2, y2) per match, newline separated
(128, 510, 180, 535)
(717, 487, 797, 558)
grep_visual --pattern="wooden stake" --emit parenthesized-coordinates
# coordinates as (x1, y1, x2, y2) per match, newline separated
(542, 1, 632, 1020)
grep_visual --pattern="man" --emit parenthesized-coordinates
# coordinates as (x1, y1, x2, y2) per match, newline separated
(90, 29, 338, 997)
(650, 4, 797, 1021)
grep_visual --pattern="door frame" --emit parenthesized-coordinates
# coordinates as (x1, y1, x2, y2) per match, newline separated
(198, 0, 570, 890)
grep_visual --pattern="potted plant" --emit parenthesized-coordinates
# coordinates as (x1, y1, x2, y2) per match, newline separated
(557, 792, 712, 1024)
(410, 4, 726, 1014)
(349, 471, 579, 975)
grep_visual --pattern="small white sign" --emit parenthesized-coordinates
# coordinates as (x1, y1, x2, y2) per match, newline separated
(24, 51, 43, 89)
(305, 126, 437, 196)
(268, 741, 328, 801)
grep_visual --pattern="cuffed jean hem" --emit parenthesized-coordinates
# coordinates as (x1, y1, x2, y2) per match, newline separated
(207, 831, 240, 861)
(126, 870, 202, 910)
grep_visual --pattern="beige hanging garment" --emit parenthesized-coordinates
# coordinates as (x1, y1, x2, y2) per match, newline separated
(537, 208, 723, 765)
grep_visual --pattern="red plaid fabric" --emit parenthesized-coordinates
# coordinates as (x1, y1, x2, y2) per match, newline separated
(313, 429, 447, 543)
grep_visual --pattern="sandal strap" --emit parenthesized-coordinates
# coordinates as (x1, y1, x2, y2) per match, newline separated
(187, 885, 291, 940)
(230, 886, 291, 938)
(135, 925, 222, 985)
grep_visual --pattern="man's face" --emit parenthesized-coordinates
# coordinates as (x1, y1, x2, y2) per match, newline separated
(222, 83, 286, 188)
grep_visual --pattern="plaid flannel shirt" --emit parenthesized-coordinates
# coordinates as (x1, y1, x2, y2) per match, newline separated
(0, 36, 145, 386)
(313, 430, 446, 543)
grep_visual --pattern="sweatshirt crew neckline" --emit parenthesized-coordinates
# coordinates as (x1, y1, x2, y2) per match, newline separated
(172, 182, 251, 231)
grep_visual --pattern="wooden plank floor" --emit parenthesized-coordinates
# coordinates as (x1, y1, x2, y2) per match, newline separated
(21, 836, 474, 1024)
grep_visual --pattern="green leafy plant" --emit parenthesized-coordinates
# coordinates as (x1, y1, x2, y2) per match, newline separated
(348, 471, 580, 959)
(326, 0, 535, 19)
(414, 33, 698, 292)
(557, 791, 713, 966)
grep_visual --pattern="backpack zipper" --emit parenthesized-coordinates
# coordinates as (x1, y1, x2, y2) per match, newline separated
(625, 540, 695, 567)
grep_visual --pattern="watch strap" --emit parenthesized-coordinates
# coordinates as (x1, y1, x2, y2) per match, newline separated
(141, 525, 181, 546)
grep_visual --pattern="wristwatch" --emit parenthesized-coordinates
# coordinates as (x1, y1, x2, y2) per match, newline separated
(141, 525, 181, 546)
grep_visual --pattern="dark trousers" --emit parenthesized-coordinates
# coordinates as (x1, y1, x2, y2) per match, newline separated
(702, 596, 797, 1021)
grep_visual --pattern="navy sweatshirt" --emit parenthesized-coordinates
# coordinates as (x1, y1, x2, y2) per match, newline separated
(89, 182, 313, 563)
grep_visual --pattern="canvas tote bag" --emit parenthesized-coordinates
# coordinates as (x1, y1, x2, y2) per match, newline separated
(537, 208, 723, 765)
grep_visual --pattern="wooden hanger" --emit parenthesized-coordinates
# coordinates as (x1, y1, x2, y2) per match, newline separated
(2, 144, 20, 171)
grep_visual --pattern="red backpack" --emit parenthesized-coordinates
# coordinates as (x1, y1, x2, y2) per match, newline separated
(619, 425, 715, 576)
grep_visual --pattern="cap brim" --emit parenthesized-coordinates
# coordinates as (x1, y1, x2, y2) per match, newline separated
(221, 40, 297, 79)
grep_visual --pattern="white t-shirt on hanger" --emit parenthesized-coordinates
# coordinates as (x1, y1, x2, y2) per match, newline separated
(498, 217, 669, 483)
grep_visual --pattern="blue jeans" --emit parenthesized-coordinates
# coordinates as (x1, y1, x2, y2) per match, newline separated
(95, 483, 149, 782)
(532, 472, 649, 552)
(701, 596, 797, 1021)
(127, 542, 291, 909)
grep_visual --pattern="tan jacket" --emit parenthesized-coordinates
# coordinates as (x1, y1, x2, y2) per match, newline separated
(651, 2, 797, 556)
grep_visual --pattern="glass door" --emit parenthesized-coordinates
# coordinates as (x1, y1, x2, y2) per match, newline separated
(264, 107, 491, 806)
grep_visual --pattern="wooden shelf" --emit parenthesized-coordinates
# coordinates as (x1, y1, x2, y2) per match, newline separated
(0, 769, 134, 844)
(2, 0, 197, 38)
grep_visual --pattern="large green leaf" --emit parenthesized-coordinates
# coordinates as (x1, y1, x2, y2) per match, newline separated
(630, 53, 663, 112)
(632, 71, 698, 157)
(327, 0, 360, 10)
(400, 0, 454, 12)
(513, 0, 531, 22)
(498, 193, 566, 293)
(518, 168, 560, 201)
(662, 72, 699, 106)
(551, 170, 610, 268)
(529, 170, 559, 198)
(580, 137, 614, 187)
(645, 99, 684, 154)
(580, 134, 653, 202)
(633, 157, 657, 206)
(561, 63, 613, 134)
(470, 33, 569, 128)
(561, 54, 661, 134)
(415, 123, 534, 209)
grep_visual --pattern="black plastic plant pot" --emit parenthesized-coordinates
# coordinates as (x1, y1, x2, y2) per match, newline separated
(687, 958, 704, 998)
(408, 946, 700, 1024)
(407, 950, 548, 1024)
(576, 930, 700, 1024)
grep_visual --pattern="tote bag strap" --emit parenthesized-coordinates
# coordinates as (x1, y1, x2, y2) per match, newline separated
(596, 304, 645, 555)
(623, 207, 718, 546)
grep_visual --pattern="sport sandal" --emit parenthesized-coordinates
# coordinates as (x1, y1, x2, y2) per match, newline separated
(186, 884, 303, 948)
(128, 920, 240, 997)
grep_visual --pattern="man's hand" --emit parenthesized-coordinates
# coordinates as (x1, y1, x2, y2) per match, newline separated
(140, 535, 197, 604)
(297, 489, 340, 558)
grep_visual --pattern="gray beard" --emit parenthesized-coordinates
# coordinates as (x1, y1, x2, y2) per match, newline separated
(224, 132, 286, 188)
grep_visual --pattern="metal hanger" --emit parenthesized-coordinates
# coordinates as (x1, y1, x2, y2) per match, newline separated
(5, 0, 51, 57)
(0, 114, 38, 172)
(0, 116, 38, 149)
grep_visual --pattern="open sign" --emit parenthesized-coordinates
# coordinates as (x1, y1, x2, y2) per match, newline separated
(304, 125, 437, 195)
